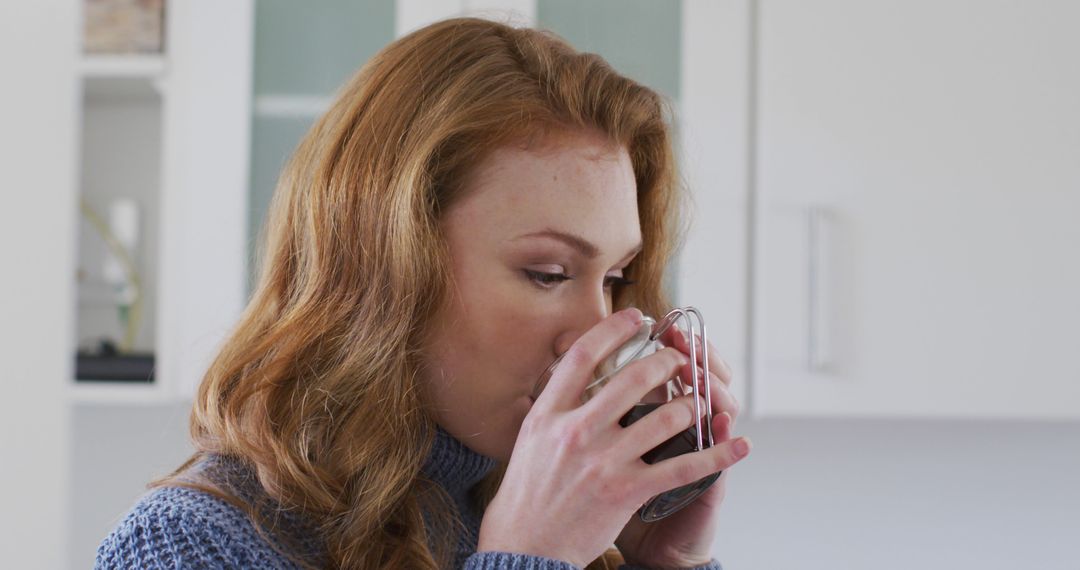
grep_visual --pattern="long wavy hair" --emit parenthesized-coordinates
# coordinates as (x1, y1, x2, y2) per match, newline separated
(157, 17, 686, 570)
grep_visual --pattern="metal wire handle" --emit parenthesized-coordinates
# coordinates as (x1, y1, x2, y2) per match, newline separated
(650, 306, 714, 451)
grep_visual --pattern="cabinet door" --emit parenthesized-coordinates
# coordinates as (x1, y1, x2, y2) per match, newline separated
(754, 0, 1080, 418)
(158, 0, 254, 399)
(677, 0, 752, 411)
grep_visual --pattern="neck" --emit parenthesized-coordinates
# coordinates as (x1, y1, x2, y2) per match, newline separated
(421, 424, 499, 498)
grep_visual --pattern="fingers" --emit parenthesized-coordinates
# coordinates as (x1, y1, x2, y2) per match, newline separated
(578, 324, 739, 431)
(582, 346, 688, 424)
(618, 394, 708, 456)
(710, 373, 740, 427)
(619, 388, 736, 460)
(641, 432, 752, 497)
(660, 324, 741, 427)
(711, 407, 734, 442)
(681, 365, 740, 427)
(660, 324, 733, 387)
(535, 308, 647, 411)
(665, 353, 740, 427)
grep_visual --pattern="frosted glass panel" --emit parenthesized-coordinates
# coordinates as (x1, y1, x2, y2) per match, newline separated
(247, 116, 315, 292)
(248, 0, 396, 295)
(537, 0, 681, 99)
(254, 0, 394, 95)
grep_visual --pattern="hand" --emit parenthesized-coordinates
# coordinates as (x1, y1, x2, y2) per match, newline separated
(615, 324, 747, 568)
(477, 308, 750, 568)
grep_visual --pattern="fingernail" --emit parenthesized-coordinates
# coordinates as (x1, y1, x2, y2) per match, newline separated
(733, 437, 751, 458)
(623, 307, 643, 325)
(720, 411, 733, 428)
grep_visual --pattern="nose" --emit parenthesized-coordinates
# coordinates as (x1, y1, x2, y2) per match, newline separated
(552, 287, 612, 357)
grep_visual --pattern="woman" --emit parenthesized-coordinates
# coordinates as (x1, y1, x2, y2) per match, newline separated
(97, 17, 750, 570)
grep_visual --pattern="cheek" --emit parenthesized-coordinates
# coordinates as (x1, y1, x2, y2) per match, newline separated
(463, 293, 541, 386)
(437, 273, 536, 394)
(425, 274, 572, 457)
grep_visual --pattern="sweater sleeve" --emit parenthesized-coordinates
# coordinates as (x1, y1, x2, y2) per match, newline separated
(95, 487, 291, 570)
(464, 551, 722, 570)
(464, 551, 580, 569)
(620, 559, 723, 570)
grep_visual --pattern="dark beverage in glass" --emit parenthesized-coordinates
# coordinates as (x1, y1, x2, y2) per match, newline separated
(619, 402, 722, 521)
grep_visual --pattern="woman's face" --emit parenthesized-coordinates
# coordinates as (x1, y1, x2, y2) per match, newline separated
(422, 129, 643, 461)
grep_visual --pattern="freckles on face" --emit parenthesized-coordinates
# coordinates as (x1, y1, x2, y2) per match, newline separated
(421, 130, 642, 462)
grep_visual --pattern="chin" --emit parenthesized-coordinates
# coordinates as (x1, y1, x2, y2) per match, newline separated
(490, 444, 515, 463)
(495, 398, 535, 461)
(450, 398, 533, 462)
(492, 408, 532, 462)
(464, 431, 515, 463)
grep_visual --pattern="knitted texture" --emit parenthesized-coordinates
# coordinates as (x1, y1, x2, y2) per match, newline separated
(95, 426, 723, 569)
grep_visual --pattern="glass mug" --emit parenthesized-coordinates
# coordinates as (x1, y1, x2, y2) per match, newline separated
(532, 307, 721, 522)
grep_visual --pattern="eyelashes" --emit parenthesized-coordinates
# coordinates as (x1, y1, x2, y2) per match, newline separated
(603, 275, 638, 289)
(523, 269, 571, 287)
(522, 269, 637, 290)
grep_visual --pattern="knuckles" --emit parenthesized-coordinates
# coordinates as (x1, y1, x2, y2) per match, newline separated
(553, 420, 590, 454)
(710, 378, 740, 420)
(661, 346, 691, 369)
(560, 345, 593, 375)
(728, 397, 742, 419)
(518, 408, 546, 436)
(624, 347, 688, 390)
(716, 444, 738, 471)
(656, 400, 693, 434)
(673, 459, 701, 488)
(582, 461, 639, 508)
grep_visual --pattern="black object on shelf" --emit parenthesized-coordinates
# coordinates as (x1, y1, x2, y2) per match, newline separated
(75, 339, 155, 382)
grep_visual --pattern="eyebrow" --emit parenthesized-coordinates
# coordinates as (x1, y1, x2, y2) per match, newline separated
(513, 229, 643, 261)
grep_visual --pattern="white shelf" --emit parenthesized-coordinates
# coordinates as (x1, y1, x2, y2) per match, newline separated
(68, 381, 172, 405)
(254, 94, 332, 118)
(81, 55, 167, 101)
(80, 54, 166, 78)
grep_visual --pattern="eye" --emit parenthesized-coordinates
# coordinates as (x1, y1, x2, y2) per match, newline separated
(604, 275, 637, 290)
(523, 269, 572, 289)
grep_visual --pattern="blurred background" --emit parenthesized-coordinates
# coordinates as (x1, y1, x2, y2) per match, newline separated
(2, 1, 1078, 568)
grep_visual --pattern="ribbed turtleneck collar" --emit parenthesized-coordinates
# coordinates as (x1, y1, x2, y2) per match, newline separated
(421, 425, 499, 498)
(191, 428, 499, 568)
(196, 425, 498, 504)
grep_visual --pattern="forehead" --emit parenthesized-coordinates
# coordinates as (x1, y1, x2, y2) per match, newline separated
(445, 132, 641, 253)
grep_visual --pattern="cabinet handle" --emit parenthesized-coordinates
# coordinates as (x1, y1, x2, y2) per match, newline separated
(806, 206, 830, 372)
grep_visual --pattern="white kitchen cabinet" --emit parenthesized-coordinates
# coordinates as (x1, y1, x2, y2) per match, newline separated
(750, 0, 1080, 418)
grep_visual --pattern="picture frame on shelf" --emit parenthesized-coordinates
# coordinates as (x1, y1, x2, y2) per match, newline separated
(83, 0, 165, 54)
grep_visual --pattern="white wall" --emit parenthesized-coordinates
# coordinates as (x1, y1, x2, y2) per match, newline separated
(0, 2, 77, 568)
(68, 403, 193, 569)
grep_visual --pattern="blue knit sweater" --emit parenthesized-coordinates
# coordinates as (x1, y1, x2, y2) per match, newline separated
(95, 427, 723, 569)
